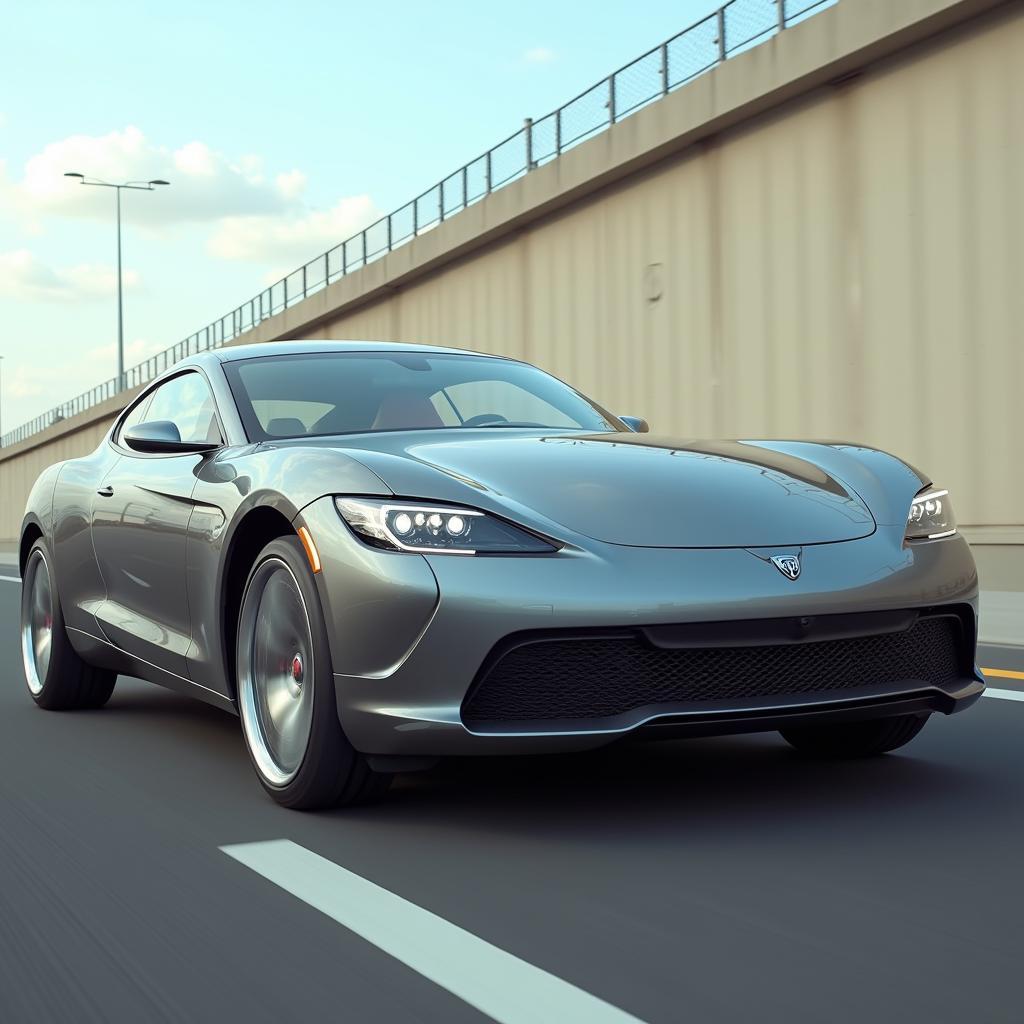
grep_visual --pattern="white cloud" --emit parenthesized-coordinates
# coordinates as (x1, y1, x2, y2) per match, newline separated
(275, 169, 307, 201)
(5, 365, 44, 401)
(173, 140, 219, 177)
(208, 194, 380, 265)
(3, 126, 300, 228)
(0, 249, 139, 302)
(86, 337, 165, 364)
(3, 337, 160, 410)
(0, 128, 380, 274)
(0, 130, 386, 432)
(523, 47, 556, 63)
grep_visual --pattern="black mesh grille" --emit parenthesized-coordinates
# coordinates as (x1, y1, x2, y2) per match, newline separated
(462, 615, 963, 725)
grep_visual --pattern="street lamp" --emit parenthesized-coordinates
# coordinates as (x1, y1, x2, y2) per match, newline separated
(64, 173, 170, 392)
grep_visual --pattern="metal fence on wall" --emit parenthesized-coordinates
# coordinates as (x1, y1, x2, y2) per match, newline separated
(1, 0, 835, 449)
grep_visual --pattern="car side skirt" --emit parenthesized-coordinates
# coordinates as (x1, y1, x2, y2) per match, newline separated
(67, 626, 238, 715)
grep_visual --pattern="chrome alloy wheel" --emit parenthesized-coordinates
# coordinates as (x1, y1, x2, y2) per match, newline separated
(21, 547, 53, 695)
(238, 557, 316, 787)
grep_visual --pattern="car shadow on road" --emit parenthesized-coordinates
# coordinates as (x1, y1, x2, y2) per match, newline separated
(373, 726, 997, 841)
(103, 679, 239, 735)
(94, 677, 1000, 841)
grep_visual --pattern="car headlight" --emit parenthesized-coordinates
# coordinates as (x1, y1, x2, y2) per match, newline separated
(335, 498, 558, 555)
(905, 487, 956, 541)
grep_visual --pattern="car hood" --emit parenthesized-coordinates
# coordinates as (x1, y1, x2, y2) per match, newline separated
(327, 431, 876, 548)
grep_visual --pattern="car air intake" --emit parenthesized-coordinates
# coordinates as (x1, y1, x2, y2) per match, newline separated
(461, 614, 965, 727)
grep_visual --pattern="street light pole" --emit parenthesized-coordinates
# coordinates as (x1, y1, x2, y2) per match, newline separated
(64, 173, 170, 392)
(116, 186, 124, 391)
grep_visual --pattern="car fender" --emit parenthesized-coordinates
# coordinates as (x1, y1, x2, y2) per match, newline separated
(185, 443, 394, 697)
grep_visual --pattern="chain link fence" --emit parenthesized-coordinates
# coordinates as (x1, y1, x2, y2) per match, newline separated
(1, 0, 837, 449)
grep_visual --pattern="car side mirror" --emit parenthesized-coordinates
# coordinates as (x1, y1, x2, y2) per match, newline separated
(619, 415, 650, 433)
(123, 420, 219, 454)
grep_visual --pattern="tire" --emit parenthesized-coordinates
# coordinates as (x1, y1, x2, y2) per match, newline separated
(235, 536, 392, 809)
(21, 539, 116, 711)
(780, 713, 929, 758)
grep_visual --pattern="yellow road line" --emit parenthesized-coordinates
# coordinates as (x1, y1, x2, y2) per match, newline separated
(982, 667, 1024, 681)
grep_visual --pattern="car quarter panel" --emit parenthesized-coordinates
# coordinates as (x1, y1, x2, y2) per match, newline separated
(330, 528, 979, 755)
(20, 461, 61, 561)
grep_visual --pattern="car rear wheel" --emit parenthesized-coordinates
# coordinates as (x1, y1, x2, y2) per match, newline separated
(236, 536, 392, 809)
(21, 540, 116, 710)
(779, 713, 929, 758)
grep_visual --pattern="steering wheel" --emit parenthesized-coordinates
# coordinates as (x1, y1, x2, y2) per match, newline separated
(462, 414, 509, 427)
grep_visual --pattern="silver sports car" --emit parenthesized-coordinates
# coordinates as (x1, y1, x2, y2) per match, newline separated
(20, 341, 983, 808)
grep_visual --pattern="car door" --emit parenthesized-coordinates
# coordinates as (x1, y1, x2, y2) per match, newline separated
(91, 370, 224, 679)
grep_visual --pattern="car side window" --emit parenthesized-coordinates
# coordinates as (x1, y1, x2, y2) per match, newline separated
(133, 372, 222, 447)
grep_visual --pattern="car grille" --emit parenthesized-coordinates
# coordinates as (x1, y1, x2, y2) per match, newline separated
(461, 615, 964, 725)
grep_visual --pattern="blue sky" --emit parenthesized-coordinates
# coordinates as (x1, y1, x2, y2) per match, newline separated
(0, 0, 723, 433)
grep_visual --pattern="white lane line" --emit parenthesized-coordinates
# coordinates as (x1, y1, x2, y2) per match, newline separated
(221, 839, 647, 1024)
(983, 688, 1024, 703)
(0, 575, 20, 584)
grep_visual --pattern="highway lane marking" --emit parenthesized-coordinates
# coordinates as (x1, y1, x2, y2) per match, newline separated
(0, 575, 20, 584)
(983, 687, 1024, 703)
(982, 667, 1024, 681)
(221, 839, 647, 1024)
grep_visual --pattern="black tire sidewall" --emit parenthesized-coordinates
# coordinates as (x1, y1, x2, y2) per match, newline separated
(23, 539, 67, 706)
(22, 537, 115, 710)
(780, 713, 929, 757)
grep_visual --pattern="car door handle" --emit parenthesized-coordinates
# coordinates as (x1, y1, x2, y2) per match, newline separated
(97, 485, 114, 497)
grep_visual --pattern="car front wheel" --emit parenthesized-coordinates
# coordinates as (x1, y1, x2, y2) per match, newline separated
(236, 536, 391, 809)
(779, 713, 929, 758)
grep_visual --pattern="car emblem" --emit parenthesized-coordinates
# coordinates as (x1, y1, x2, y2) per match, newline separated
(770, 554, 801, 580)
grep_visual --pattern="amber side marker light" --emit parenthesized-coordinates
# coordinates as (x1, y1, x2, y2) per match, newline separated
(296, 526, 322, 574)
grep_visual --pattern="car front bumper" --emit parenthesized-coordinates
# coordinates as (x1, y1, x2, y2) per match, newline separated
(297, 496, 983, 757)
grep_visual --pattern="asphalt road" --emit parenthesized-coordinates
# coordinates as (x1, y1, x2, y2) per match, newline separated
(0, 577, 1022, 1024)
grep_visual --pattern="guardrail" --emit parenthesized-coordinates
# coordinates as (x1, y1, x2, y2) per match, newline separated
(1, 0, 834, 449)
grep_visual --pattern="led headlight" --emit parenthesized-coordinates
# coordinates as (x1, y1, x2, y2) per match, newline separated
(905, 487, 956, 541)
(335, 498, 557, 554)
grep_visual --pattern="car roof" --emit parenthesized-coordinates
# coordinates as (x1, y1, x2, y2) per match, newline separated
(210, 339, 505, 363)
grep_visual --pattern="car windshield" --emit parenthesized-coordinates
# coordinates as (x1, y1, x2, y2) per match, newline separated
(224, 351, 623, 440)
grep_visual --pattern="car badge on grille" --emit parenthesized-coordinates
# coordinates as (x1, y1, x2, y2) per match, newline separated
(770, 554, 801, 580)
